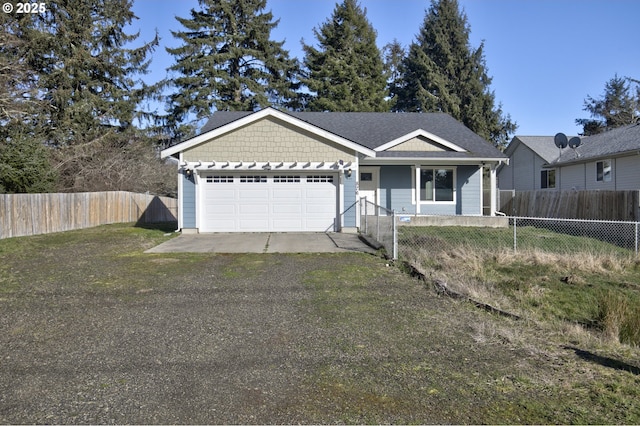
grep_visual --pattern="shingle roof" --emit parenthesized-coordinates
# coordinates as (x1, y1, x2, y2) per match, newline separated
(200, 109, 506, 159)
(551, 123, 640, 165)
(507, 136, 564, 163)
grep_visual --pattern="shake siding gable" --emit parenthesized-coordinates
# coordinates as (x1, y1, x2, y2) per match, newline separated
(386, 136, 447, 152)
(183, 116, 355, 162)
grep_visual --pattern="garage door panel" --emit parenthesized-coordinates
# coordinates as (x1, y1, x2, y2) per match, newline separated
(204, 188, 235, 201)
(306, 188, 334, 198)
(200, 173, 337, 232)
(305, 200, 336, 212)
(206, 204, 237, 214)
(239, 189, 269, 200)
(272, 188, 303, 199)
(272, 204, 302, 214)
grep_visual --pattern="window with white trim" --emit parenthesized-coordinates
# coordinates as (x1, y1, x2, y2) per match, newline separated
(273, 175, 301, 183)
(596, 160, 612, 182)
(420, 168, 454, 202)
(206, 175, 234, 183)
(239, 176, 267, 183)
(307, 175, 334, 183)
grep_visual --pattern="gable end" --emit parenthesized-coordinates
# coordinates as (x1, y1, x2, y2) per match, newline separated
(183, 116, 358, 162)
(386, 135, 451, 152)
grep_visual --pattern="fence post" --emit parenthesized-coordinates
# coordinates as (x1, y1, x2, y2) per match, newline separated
(362, 198, 367, 234)
(636, 222, 638, 256)
(513, 216, 517, 252)
(376, 205, 380, 241)
(392, 210, 398, 260)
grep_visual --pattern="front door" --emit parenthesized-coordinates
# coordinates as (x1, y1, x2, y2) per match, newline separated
(359, 167, 379, 215)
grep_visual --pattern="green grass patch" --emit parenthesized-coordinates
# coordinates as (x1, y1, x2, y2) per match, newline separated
(399, 225, 640, 345)
(0, 222, 209, 295)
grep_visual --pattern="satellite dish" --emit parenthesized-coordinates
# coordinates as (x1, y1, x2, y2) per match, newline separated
(568, 136, 581, 148)
(554, 133, 568, 149)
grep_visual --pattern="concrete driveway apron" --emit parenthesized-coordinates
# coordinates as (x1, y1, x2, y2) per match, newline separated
(145, 233, 377, 254)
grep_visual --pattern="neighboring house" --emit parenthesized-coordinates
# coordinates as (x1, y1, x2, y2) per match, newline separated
(548, 123, 640, 191)
(497, 136, 564, 191)
(161, 107, 507, 233)
(500, 123, 640, 192)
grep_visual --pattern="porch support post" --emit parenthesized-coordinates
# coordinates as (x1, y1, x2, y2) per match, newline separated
(414, 165, 421, 214)
(489, 163, 497, 216)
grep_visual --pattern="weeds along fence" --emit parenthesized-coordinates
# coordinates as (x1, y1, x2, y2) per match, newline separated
(360, 199, 640, 260)
(0, 191, 178, 239)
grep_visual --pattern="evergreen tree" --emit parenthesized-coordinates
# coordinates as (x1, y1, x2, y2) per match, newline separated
(382, 39, 406, 106)
(576, 75, 640, 135)
(394, 0, 516, 148)
(301, 0, 387, 112)
(166, 0, 299, 137)
(0, 130, 57, 193)
(1, 13, 56, 192)
(16, 0, 161, 146)
(0, 13, 41, 125)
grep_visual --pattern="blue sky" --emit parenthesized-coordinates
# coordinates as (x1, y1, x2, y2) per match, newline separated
(129, 0, 640, 136)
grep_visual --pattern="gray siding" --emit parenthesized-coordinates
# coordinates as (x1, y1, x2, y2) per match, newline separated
(342, 172, 357, 227)
(458, 165, 482, 215)
(513, 144, 536, 190)
(499, 142, 555, 191)
(182, 172, 196, 228)
(615, 155, 640, 189)
(558, 163, 586, 190)
(585, 159, 616, 190)
(379, 165, 416, 214)
(421, 203, 456, 215)
(497, 162, 514, 190)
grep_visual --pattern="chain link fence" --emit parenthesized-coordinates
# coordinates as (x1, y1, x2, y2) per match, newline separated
(359, 198, 397, 259)
(398, 216, 639, 260)
(510, 216, 640, 254)
(359, 198, 640, 261)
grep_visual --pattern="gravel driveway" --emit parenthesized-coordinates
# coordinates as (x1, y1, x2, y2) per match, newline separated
(3, 225, 622, 424)
(2, 252, 333, 424)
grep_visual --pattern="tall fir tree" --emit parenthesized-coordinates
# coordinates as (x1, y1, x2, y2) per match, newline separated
(576, 75, 640, 135)
(15, 0, 161, 146)
(394, 0, 515, 148)
(382, 39, 406, 107)
(301, 0, 387, 112)
(0, 13, 41, 125)
(166, 0, 299, 137)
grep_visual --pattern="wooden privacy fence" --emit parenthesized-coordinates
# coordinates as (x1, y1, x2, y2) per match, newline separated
(0, 191, 177, 239)
(500, 190, 640, 221)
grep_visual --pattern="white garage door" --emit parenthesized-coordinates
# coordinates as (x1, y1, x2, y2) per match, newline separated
(199, 173, 338, 232)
